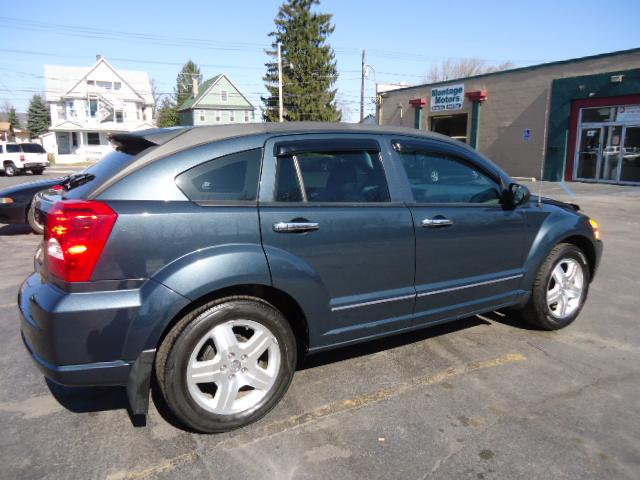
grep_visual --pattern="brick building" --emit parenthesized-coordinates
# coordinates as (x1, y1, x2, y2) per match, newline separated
(377, 48, 640, 184)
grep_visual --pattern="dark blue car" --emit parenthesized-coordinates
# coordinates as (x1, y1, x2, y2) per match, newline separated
(19, 123, 602, 433)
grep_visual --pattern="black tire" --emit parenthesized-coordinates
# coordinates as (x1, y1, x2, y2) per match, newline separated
(519, 243, 590, 330)
(27, 203, 44, 234)
(31, 168, 44, 175)
(4, 162, 17, 177)
(155, 296, 297, 433)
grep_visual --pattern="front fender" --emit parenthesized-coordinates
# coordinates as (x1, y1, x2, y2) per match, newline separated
(152, 243, 272, 301)
(520, 207, 596, 294)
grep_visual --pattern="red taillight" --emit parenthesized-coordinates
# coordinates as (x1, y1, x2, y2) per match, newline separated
(51, 184, 64, 191)
(20, 154, 25, 162)
(45, 200, 118, 282)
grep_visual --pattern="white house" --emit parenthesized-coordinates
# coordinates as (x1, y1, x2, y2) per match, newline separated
(45, 55, 155, 159)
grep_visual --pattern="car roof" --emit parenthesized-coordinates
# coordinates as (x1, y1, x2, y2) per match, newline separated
(95, 122, 506, 198)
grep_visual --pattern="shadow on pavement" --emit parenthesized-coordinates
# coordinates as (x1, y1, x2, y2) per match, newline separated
(479, 309, 540, 331)
(0, 224, 34, 236)
(301, 315, 489, 370)
(45, 380, 146, 427)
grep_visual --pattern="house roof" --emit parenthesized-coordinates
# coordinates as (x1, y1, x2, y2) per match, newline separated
(177, 75, 221, 111)
(44, 57, 154, 104)
(380, 46, 640, 96)
(177, 74, 254, 111)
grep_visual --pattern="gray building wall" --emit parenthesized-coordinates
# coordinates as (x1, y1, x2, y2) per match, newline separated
(378, 50, 640, 178)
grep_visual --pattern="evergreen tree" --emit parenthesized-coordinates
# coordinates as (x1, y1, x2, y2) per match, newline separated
(156, 96, 180, 127)
(262, 0, 340, 122)
(8, 107, 21, 129)
(27, 94, 50, 137)
(175, 60, 202, 108)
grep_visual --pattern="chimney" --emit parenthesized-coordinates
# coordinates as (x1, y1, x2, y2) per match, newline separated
(192, 78, 199, 98)
(96, 54, 103, 62)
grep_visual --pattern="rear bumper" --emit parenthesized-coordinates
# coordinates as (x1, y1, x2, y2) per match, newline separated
(18, 272, 189, 388)
(22, 162, 49, 169)
(21, 332, 133, 386)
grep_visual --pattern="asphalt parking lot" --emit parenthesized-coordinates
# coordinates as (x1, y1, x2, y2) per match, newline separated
(1, 172, 639, 479)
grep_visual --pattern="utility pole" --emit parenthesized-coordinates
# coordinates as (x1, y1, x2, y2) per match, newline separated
(360, 49, 367, 122)
(277, 42, 284, 123)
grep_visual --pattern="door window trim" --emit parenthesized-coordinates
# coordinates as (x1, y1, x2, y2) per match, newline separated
(270, 139, 392, 206)
(392, 139, 505, 207)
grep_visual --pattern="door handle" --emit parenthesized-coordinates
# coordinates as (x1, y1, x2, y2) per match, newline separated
(421, 217, 453, 228)
(273, 221, 320, 233)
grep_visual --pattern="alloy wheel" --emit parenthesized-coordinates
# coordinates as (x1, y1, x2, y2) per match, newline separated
(186, 319, 280, 415)
(546, 258, 584, 319)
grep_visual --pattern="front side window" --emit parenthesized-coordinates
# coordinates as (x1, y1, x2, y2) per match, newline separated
(275, 149, 390, 203)
(176, 148, 262, 202)
(398, 149, 501, 204)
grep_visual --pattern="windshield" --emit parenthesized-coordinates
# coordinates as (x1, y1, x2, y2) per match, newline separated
(64, 150, 135, 198)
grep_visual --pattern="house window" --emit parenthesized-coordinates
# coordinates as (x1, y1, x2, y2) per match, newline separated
(97, 81, 112, 90)
(215, 111, 221, 122)
(244, 111, 250, 122)
(87, 132, 100, 145)
(220, 90, 228, 103)
(136, 107, 141, 120)
(87, 80, 95, 86)
(115, 110, 124, 123)
(66, 101, 76, 118)
(197, 110, 206, 122)
(89, 99, 98, 118)
(229, 111, 235, 122)
(114, 82, 121, 90)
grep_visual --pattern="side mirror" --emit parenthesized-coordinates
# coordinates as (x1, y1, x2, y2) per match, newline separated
(507, 183, 530, 207)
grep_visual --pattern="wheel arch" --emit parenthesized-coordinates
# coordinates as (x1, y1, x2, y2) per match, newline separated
(155, 284, 310, 359)
(560, 234, 596, 279)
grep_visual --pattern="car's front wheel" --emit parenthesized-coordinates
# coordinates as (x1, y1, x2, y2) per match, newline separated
(520, 243, 590, 330)
(156, 297, 297, 433)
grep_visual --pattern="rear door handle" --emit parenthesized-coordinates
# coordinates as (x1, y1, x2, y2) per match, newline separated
(273, 221, 320, 233)
(421, 217, 453, 228)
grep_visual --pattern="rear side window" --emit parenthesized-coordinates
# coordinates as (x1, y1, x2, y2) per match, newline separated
(176, 148, 262, 202)
(275, 150, 390, 203)
(6, 144, 20, 153)
(21, 144, 46, 153)
(398, 150, 501, 204)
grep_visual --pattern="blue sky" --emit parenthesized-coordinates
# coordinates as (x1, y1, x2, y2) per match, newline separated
(1, 0, 639, 122)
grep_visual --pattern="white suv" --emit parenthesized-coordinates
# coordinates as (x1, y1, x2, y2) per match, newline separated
(1, 143, 50, 176)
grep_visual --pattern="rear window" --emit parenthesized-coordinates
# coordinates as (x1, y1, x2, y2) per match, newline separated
(64, 150, 135, 199)
(21, 144, 46, 153)
(6, 144, 20, 153)
(176, 148, 262, 202)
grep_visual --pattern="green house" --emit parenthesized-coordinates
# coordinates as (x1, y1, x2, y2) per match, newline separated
(177, 74, 256, 126)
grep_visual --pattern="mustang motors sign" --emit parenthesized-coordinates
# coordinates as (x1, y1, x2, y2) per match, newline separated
(430, 84, 464, 112)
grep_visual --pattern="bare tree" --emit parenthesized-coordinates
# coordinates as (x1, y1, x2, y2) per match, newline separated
(427, 58, 514, 83)
(150, 79, 160, 118)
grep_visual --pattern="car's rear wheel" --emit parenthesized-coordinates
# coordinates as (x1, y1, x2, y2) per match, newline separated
(520, 243, 590, 330)
(4, 162, 17, 177)
(31, 168, 44, 175)
(156, 296, 297, 433)
(27, 203, 44, 234)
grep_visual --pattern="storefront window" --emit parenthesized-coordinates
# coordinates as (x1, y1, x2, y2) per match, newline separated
(581, 107, 615, 123)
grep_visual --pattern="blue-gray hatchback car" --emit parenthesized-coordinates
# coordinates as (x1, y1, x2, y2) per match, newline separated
(19, 123, 602, 432)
